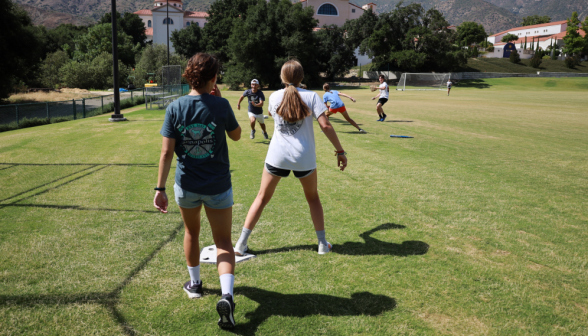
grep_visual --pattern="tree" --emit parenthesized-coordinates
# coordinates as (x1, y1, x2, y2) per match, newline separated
(40, 50, 70, 88)
(509, 49, 521, 63)
(342, 8, 379, 53)
(529, 53, 542, 68)
(224, 0, 319, 89)
(501, 33, 519, 43)
(45, 24, 89, 56)
(479, 40, 494, 52)
(361, 3, 466, 72)
(456, 21, 487, 46)
(60, 52, 130, 90)
(521, 15, 550, 26)
(73, 23, 141, 66)
(171, 23, 204, 59)
(133, 44, 188, 87)
(0, 0, 45, 100)
(581, 15, 588, 56)
(314, 25, 356, 80)
(562, 12, 585, 61)
(202, 0, 257, 64)
(100, 12, 147, 48)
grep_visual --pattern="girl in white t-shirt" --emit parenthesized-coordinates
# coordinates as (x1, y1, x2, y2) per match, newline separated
(447, 79, 452, 96)
(371, 74, 389, 121)
(234, 60, 347, 255)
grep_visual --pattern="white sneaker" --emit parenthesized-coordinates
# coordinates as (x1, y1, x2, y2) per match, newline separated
(250, 130, 255, 139)
(234, 242, 248, 256)
(318, 241, 332, 255)
(359, 129, 367, 133)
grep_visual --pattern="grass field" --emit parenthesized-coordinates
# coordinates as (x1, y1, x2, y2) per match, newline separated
(1, 77, 587, 335)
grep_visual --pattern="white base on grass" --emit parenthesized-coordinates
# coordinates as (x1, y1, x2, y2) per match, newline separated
(200, 244, 256, 264)
(263, 115, 269, 119)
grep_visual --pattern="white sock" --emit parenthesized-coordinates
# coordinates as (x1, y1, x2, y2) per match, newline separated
(188, 265, 200, 286)
(236, 228, 252, 247)
(316, 230, 328, 246)
(219, 273, 234, 296)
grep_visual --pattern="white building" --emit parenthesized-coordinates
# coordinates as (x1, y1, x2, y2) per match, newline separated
(485, 20, 586, 59)
(301, 0, 377, 65)
(134, 0, 209, 52)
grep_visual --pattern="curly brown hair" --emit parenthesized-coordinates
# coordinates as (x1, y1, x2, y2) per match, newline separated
(183, 53, 220, 90)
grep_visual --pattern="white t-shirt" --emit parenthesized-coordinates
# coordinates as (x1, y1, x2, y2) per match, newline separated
(265, 88, 326, 171)
(447, 81, 452, 88)
(378, 82, 389, 99)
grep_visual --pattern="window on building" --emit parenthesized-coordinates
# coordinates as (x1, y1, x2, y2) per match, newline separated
(318, 4, 338, 15)
(352, 8, 355, 13)
(163, 18, 174, 24)
(186, 21, 190, 26)
(196, 22, 200, 27)
(148, 20, 152, 27)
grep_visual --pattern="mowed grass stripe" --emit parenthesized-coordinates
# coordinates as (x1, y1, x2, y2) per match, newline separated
(0, 78, 587, 334)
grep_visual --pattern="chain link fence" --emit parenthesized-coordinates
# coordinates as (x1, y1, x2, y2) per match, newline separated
(0, 89, 146, 131)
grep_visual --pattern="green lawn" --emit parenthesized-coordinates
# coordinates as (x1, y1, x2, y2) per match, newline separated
(461, 57, 588, 73)
(1, 78, 587, 335)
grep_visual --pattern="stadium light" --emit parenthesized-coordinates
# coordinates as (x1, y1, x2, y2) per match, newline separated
(109, 0, 127, 122)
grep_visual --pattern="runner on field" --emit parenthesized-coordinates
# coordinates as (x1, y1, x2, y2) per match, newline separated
(154, 53, 241, 329)
(234, 60, 348, 256)
(371, 74, 389, 121)
(447, 78, 452, 96)
(238, 79, 268, 140)
(322, 83, 366, 133)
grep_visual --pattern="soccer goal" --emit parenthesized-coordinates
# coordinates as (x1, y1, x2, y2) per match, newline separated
(396, 73, 451, 91)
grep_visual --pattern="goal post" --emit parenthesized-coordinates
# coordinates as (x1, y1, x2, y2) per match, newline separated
(396, 73, 451, 91)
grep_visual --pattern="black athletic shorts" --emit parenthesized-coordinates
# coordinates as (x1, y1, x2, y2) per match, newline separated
(265, 163, 315, 179)
(377, 98, 388, 106)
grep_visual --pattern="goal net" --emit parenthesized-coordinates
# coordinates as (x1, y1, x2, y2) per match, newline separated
(397, 73, 451, 91)
(162, 65, 182, 96)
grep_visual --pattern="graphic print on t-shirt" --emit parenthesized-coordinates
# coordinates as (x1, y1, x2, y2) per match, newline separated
(271, 106, 304, 136)
(178, 121, 217, 159)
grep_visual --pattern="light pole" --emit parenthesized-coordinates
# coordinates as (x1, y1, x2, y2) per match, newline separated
(167, 0, 170, 66)
(109, 0, 127, 122)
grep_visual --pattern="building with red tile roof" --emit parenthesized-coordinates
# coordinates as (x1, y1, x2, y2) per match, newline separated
(134, 0, 209, 51)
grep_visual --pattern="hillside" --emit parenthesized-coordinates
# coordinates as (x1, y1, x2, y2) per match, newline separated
(483, 0, 588, 23)
(13, 0, 587, 33)
(19, 4, 95, 28)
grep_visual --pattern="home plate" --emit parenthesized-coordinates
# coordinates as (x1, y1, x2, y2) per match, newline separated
(200, 245, 256, 264)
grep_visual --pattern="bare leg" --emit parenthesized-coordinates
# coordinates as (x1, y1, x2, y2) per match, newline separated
(340, 111, 361, 130)
(179, 205, 203, 267)
(376, 103, 384, 118)
(242, 168, 282, 231)
(205, 206, 235, 276)
(249, 116, 256, 130)
(298, 170, 324, 232)
(260, 122, 267, 133)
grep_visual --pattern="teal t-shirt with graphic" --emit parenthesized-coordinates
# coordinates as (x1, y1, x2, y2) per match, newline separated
(160, 94, 239, 195)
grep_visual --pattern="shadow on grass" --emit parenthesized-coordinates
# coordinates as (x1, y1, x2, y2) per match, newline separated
(249, 223, 429, 257)
(5, 203, 161, 213)
(0, 220, 185, 336)
(230, 287, 396, 335)
(385, 120, 413, 123)
(455, 79, 492, 89)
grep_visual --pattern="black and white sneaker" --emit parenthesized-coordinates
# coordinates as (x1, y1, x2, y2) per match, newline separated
(183, 280, 203, 299)
(250, 130, 256, 139)
(263, 132, 269, 140)
(216, 294, 236, 329)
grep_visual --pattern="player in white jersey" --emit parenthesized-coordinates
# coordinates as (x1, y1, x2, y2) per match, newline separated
(371, 74, 389, 121)
(447, 78, 452, 96)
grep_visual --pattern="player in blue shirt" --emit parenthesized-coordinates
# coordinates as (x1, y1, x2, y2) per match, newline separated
(322, 83, 366, 133)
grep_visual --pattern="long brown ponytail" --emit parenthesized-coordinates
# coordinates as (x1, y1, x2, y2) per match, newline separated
(276, 60, 311, 123)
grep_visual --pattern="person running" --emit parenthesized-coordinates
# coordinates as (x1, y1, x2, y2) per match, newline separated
(154, 53, 241, 329)
(322, 83, 366, 133)
(371, 74, 389, 121)
(238, 79, 268, 140)
(447, 78, 452, 96)
(233, 60, 348, 257)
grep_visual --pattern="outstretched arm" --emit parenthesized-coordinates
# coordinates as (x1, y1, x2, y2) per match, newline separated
(237, 96, 244, 110)
(317, 114, 347, 171)
(338, 92, 356, 103)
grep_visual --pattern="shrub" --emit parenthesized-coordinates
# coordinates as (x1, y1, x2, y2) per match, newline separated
(530, 53, 543, 68)
(509, 49, 521, 63)
(565, 57, 576, 68)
